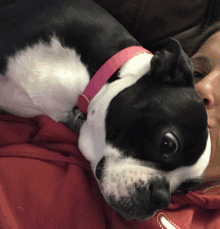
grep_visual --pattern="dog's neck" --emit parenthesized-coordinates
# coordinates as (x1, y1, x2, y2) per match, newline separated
(118, 52, 153, 79)
(68, 49, 154, 134)
(88, 51, 154, 115)
(78, 47, 152, 114)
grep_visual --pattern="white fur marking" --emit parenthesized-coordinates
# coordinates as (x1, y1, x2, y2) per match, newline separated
(119, 52, 153, 79)
(100, 146, 158, 200)
(1, 35, 90, 121)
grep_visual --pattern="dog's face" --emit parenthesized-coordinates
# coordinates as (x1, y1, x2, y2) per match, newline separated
(78, 39, 211, 221)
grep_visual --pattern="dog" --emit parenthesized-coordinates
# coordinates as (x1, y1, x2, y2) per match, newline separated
(0, 0, 211, 221)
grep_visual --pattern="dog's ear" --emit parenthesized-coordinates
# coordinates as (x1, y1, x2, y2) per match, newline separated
(149, 38, 194, 86)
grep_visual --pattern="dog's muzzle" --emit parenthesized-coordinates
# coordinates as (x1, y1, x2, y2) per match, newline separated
(107, 177, 170, 221)
(96, 157, 171, 222)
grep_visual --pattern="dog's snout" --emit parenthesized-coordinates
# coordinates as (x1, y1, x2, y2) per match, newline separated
(149, 177, 170, 211)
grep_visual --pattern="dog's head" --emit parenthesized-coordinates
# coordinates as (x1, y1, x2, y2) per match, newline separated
(78, 39, 211, 221)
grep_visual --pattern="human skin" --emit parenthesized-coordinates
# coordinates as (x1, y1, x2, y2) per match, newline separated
(191, 31, 220, 178)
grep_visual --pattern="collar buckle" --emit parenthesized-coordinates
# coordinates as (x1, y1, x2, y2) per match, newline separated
(67, 106, 87, 134)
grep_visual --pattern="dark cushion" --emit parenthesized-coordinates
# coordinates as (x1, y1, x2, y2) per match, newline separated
(93, 0, 220, 56)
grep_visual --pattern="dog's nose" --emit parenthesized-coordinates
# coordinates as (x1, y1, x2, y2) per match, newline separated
(149, 177, 170, 212)
(105, 176, 171, 221)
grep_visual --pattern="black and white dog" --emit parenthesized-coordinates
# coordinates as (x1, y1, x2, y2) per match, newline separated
(0, 0, 211, 221)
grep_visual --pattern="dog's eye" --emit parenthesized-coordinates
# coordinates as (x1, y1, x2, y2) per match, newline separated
(160, 132, 178, 156)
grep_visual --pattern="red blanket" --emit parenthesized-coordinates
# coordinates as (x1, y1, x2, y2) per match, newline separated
(0, 114, 220, 229)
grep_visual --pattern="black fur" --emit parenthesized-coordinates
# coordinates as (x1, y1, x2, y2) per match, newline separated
(0, 0, 139, 78)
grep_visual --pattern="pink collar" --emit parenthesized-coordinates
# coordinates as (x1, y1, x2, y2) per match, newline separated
(77, 46, 152, 114)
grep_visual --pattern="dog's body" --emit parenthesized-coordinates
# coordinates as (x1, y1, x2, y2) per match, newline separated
(0, 0, 211, 221)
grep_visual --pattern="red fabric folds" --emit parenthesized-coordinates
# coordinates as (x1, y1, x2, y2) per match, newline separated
(0, 114, 220, 229)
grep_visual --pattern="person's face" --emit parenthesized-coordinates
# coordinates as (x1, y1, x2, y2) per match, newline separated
(191, 31, 220, 177)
